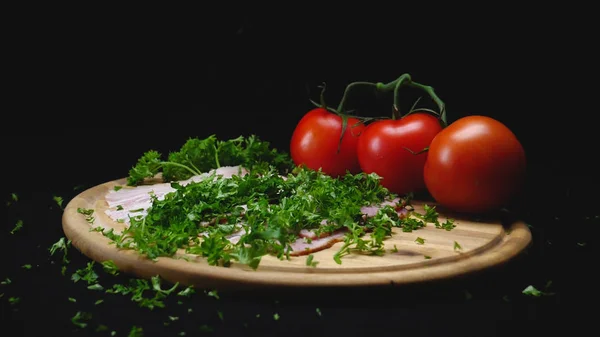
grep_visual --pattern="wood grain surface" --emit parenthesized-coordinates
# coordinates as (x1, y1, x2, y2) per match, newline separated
(62, 178, 532, 290)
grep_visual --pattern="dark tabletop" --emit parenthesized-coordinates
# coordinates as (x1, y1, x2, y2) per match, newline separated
(2, 10, 598, 337)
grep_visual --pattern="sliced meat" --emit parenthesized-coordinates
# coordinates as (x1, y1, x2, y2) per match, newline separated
(287, 229, 347, 256)
(104, 166, 247, 224)
(298, 219, 331, 240)
(360, 197, 408, 217)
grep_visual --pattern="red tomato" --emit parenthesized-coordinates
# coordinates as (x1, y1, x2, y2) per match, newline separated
(356, 113, 443, 195)
(423, 115, 526, 214)
(290, 107, 365, 177)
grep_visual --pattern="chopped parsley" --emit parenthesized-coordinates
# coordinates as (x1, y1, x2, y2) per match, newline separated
(49, 237, 71, 265)
(71, 311, 92, 329)
(6, 193, 18, 206)
(306, 254, 319, 267)
(415, 237, 425, 245)
(99, 134, 455, 269)
(206, 290, 219, 300)
(454, 241, 462, 251)
(127, 134, 294, 186)
(101, 260, 120, 276)
(71, 262, 99, 284)
(53, 195, 64, 210)
(10, 220, 23, 234)
(77, 208, 95, 224)
(128, 326, 143, 337)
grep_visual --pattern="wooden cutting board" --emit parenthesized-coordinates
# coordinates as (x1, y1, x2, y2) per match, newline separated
(62, 177, 532, 290)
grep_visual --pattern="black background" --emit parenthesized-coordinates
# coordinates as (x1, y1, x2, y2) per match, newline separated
(2, 7, 598, 337)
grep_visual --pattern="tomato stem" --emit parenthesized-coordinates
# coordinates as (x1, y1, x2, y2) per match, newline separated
(335, 74, 447, 125)
(406, 82, 447, 125)
(336, 82, 379, 114)
(318, 82, 328, 110)
(392, 74, 412, 119)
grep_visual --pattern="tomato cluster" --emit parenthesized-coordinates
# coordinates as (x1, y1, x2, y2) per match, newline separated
(290, 74, 526, 215)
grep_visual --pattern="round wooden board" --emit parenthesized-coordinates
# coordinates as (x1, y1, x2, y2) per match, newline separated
(62, 178, 532, 290)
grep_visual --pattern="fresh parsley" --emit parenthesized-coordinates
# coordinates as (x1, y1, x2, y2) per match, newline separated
(10, 220, 23, 234)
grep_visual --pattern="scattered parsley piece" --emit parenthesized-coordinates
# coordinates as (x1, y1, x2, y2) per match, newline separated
(53, 195, 64, 210)
(114, 185, 123, 191)
(199, 325, 213, 333)
(206, 290, 219, 300)
(453, 241, 462, 251)
(217, 311, 224, 321)
(316, 308, 322, 317)
(116, 205, 124, 211)
(151, 275, 179, 295)
(390, 245, 399, 253)
(306, 254, 319, 267)
(522, 285, 544, 297)
(415, 237, 425, 245)
(77, 208, 95, 224)
(522, 282, 555, 297)
(424, 255, 432, 259)
(435, 218, 456, 231)
(21, 264, 32, 270)
(188, 308, 193, 313)
(10, 220, 23, 234)
(9, 297, 20, 305)
(111, 331, 117, 336)
(101, 260, 120, 275)
(177, 286, 195, 297)
(68, 297, 77, 303)
(169, 316, 179, 321)
(420, 204, 439, 223)
(107, 277, 172, 310)
(71, 311, 92, 329)
(49, 237, 72, 262)
(88, 284, 104, 291)
(71, 262, 98, 284)
(6, 193, 18, 206)
(273, 313, 280, 321)
(96, 325, 109, 332)
(1, 278, 11, 285)
(128, 326, 143, 337)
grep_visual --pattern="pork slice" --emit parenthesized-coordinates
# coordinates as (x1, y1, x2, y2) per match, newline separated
(105, 183, 174, 207)
(288, 229, 348, 256)
(298, 219, 328, 240)
(104, 166, 248, 224)
(360, 197, 409, 218)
